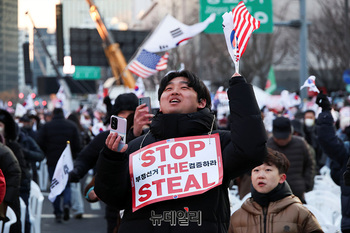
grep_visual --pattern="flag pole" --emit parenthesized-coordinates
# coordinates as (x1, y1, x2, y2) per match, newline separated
(235, 36, 239, 74)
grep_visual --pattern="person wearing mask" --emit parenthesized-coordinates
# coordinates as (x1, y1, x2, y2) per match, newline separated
(303, 110, 326, 173)
(0, 109, 32, 233)
(69, 93, 150, 233)
(228, 148, 323, 233)
(94, 70, 267, 233)
(0, 143, 21, 233)
(37, 108, 81, 223)
(18, 115, 45, 185)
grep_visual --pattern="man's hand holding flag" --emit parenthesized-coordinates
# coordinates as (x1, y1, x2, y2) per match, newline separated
(48, 141, 73, 202)
(222, 1, 260, 73)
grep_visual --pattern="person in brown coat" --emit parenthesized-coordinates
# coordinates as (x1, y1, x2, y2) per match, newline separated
(228, 148, 323, 233)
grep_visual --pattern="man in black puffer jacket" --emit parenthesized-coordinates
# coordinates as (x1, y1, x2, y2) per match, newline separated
(37, 108, 81, 222)
(95, 70, 267, 233)
(316, 92, 350, 233)
(267, 116, 316, 203)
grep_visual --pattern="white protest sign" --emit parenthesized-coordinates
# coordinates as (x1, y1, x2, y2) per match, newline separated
(129, 134, 223, 212)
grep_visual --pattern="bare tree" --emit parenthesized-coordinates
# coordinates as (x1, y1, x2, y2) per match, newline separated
(308, 0, 350, 91)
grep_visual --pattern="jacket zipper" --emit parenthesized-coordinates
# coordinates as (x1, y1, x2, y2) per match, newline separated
(263, 207, 267, 233)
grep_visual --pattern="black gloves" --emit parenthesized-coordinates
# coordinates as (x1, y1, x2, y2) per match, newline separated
(344, 170, 350, 186)
(68, 170, 80, 183)
(316, 92, 331, 111)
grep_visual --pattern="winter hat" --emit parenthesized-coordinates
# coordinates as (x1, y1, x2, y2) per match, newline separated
(291, 119, 304, 137)
(0, 109, 17, 140)
(273, 117, 292, 139)
(19, 114, 31, 123)
(111, 93, 138, 116)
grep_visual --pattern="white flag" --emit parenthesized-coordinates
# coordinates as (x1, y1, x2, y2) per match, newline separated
(48, 142, 73, 202)
(300, 75, 320, 93)
(142, 13, 216, 53)
(24, 94, 35, 110)
(15, 103, 27, 117)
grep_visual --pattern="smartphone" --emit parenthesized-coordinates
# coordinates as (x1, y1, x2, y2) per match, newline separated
(138, 97, 152, 113)
(110, 115, 127, 152)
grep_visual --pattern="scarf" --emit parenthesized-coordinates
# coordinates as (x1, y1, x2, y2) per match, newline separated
(251, 181, 293, 207)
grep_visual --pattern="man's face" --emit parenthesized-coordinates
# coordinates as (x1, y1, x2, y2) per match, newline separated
(273, 134, 292, 146)
(159, 76, 206, 114)
(251, 163, 286, 194)
(304, 112, 315, 120)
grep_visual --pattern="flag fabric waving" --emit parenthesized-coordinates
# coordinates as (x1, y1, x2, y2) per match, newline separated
(142, 13, 216, 53)
(222, 1, 260, 72)
(300, 75, 320, 93)
(155, 52, 169, 71)
(134, 77, 146, 98)
(15, 103, 27, 117)
(128, 49, 169, 78)
(48, 142, 73, 202)
(265, 67, 277, 94)
(23, 94, 35, 110)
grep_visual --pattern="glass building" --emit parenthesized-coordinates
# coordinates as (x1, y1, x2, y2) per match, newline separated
(0, 0, 18, 94)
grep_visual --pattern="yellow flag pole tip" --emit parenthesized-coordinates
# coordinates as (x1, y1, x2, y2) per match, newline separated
(67, 141, 70, 144)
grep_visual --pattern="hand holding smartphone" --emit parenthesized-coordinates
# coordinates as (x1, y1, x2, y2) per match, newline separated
(110, 115, 127, 152)
(138, 97, 151, 113)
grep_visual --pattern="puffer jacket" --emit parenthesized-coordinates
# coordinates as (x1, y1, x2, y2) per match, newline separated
(316, 110, 350, 231)
(37, 112, 82, 167)
(267, 136, 315, 202)
(229, 195, 323, 233)
(0, 143, 21, 206)
(95, 76, 267, 233)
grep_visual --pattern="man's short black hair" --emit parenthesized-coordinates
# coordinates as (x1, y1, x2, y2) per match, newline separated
(304, 109, 316, 116)
(158, 70, 211, 109)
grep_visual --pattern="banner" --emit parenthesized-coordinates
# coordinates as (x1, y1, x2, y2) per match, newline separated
(48, 142, 73, 202)
(129, 134, 223, 212)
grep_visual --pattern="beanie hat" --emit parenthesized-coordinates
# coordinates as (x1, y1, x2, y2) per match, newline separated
(273, 117, 292, 139)
(111, 93, 138, 116)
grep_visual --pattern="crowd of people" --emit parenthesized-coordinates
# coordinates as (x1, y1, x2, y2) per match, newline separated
(1, 69, 350, 232)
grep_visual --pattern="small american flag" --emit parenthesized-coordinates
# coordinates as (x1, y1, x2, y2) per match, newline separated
(156, 52, 169, 71)
(128, 49, 169, 78)
(231, 1, 260, 62)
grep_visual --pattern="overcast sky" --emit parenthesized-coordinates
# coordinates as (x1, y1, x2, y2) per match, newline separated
(18, 0, 60, 30)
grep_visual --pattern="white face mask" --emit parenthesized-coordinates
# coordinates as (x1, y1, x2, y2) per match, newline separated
(0, 126, 4, 135)
(305, 118, 315, 127)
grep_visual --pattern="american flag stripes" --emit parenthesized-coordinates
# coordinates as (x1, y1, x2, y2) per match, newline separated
(232, 1, 260, 62)
(128, 49, 169, 79)
(222, 1, 260, 72)
(156, 52, 169, 71)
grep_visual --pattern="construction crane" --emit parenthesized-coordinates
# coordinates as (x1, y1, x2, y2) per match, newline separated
(86, 0, 136, 89)
(25, 11, 62, 79)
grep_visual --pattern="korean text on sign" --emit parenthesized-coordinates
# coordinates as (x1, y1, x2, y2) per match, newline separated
(129, 134, 223, 212)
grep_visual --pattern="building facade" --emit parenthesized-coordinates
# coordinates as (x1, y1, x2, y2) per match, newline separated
(0, 0, 18, 99)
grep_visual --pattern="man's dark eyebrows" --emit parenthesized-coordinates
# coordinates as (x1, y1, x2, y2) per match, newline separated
(166, 80, 189, 86)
